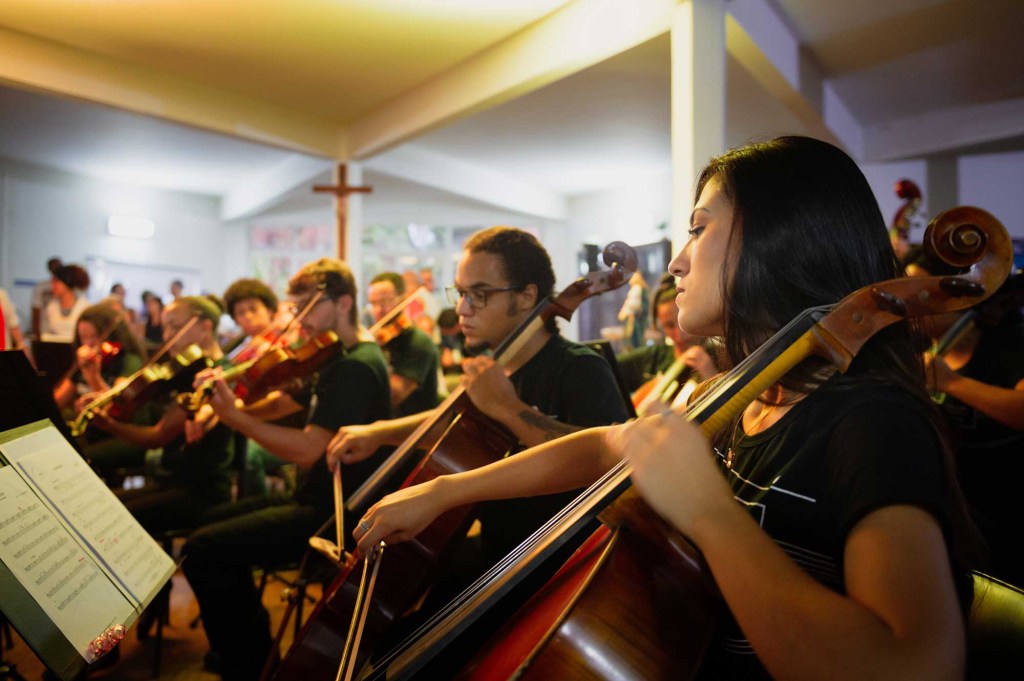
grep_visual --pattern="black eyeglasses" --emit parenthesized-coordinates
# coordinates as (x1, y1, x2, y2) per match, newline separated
(445, 285, 520, 310)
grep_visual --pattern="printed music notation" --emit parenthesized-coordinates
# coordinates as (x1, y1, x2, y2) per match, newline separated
(0, 422, 174, 607)
(0, 421, 176, 664)
(0, 466, 129, 662)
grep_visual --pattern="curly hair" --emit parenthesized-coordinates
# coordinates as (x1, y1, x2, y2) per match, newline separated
(463, 226, 557, 332)
(223, 278, 279, 319)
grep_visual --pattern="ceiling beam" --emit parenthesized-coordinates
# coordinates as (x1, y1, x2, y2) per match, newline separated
(364, 145, 567, 220)
(346, 0, 678, 160)
(221, 154, 334, 221)
(0, 26, 345, 159)
(725, 0, 860, 155)
(862, 97, 1024, 162)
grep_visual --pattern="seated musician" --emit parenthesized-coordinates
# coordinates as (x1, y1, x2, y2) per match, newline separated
(905, 246, 1024, 587)
(352, 138, 979, 680)
(221, 277, 282, 359)
(87, 295, 235, 532)
(616, 282, 719, 396)
(55, 302, 147, 411)
(220, 277, 290, 495)
(57, 302, 154, 482)
(367, 271, 442, 415)
(328, 226, 630, 590)
(179, 258, 392, 681)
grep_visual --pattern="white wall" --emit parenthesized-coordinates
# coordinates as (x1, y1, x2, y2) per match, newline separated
(0, 158, 228, 323)
(860, 153, 1024, 243)
(958, 150, 1024, 240)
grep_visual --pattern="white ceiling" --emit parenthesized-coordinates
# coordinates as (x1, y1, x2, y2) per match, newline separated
(0, 0, 1022, 211)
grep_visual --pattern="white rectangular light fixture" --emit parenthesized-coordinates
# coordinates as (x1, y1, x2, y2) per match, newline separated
(108, 215, 155, 239)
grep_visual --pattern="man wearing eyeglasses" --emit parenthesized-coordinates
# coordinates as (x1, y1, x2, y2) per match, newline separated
(328, 226, 629, 581)
(180, 258, 392, 681)
(367, 271, 441, 416)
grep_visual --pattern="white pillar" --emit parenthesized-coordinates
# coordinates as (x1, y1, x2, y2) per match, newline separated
(345, 161, 365, 289)
(670, 0, 727, 247)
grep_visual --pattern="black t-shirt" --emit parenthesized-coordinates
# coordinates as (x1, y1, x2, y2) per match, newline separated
(696, 381, 964, 679)
(292, 341, 392, 518)
(384, 326, 441, 417)
(156, 357, 234, 501)
(476, 334, 631, 565)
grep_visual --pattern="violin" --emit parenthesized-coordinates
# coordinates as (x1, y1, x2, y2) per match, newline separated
(373, 312, 412, 346)
(272, 243, 638, 681)
(370, 286, 426, 346)
(178, 290, 344, 412)
(353, 206, 1012, 681)
(70, 343, 212, 436)
(177, 330, 343, 412)
(69, 315, 206, 437)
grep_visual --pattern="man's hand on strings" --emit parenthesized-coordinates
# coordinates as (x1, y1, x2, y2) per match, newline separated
(327, 423, 386, 468)
(184, 404, 219, 444)
(74, 391, 102, 414)
(923, 352, 956, 393)
(205, 379, 244, 428)
(192, 365, 225, 390)
(461, 356, 520, 422)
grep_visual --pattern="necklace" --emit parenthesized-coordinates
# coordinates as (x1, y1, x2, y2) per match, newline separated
(725, 403, 778, 469)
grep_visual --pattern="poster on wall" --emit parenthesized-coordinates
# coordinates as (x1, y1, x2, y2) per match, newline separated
(249, 226, 335, 296)
(251, 255, 293, 296)
(251, 226, 294, 251)
(296, 226, 333, 253)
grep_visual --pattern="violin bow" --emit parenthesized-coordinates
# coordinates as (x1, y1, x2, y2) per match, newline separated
(366, 286, 427, 337)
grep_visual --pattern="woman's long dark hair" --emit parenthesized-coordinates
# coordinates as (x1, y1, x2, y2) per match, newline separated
(700, 136, 919, 394)
(700, 136, 981, 611)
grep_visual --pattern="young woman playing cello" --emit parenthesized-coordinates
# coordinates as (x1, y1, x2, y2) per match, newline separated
(352, 136, 979, 680)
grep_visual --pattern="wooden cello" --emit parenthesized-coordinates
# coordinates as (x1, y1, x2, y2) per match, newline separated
(354, 206, 1013, 681)
(271, 242, 639, 681)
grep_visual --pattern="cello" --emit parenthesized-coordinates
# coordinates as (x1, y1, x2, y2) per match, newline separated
(271, 241, 638, 681)
(354, 206, 1012, 681)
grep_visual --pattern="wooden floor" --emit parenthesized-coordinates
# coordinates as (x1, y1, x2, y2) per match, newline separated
(2, 562, 324, 681)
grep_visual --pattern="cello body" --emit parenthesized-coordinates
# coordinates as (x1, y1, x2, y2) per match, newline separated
(454, 494, 716, 681)
(274, 397, 518, 679)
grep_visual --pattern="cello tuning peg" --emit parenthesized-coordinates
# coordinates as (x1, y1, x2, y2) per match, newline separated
(939, 276, 986, 298)
(870, 288, 909, 317)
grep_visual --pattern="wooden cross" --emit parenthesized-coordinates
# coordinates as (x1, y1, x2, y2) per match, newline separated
(313, 163, 372, 260)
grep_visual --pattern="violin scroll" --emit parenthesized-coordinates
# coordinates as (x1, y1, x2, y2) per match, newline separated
(922, 206, 1003, 271)
(603, 240, 638, 278)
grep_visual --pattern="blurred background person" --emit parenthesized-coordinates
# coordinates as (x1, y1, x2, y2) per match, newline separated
(30, 256, 62, 339)
(0, 285, 28, 353)
(40, 263, 90, 342)
(140, 290, 164, 351)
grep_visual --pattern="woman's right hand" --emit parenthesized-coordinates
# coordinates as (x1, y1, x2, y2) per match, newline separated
(327, 422, 386, 467)
(352, 478, 448, 557)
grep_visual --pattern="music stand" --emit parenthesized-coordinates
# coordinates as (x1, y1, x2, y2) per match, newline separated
(28, 341, 74, 391)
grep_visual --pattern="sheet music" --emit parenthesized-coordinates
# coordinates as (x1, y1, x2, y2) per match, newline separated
(0, 466, 130, 661)
(0, 422, 174, 607)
